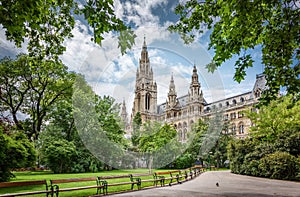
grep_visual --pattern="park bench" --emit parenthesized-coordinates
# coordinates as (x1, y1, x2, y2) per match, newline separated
(129, 174, 141, 190)
(153, 170, 182, 187)
(210, 165, 217, 171)
(50, 177, 104, 197)
(0, 180, 51, 197)
(97, 174, 143, 195)
(193, 165, 205, 174)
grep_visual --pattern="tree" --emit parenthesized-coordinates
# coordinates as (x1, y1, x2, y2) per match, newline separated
(138, 122, 179, 172)
(0, 120, 36, 182)
(0, 0, 136, 60)
(95, 95, 127, 147)
(0, 55, 74, 140)
(131, 112, 142, 146)
(169, 0, 300, 103)
(38, 86, 104, 173)
(228, 95, 300, 180)
(42, 138, 77, 173)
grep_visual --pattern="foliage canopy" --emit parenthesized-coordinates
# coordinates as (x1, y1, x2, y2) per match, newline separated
(0, 0, 136, 60)
(228, 95, 300, 180)
(169, 0, 300, 103)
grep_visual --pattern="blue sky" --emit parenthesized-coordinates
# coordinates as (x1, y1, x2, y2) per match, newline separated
(0, 0, 264, 114)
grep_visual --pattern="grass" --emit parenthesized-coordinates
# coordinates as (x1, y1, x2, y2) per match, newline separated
(0, 169, 172, 197)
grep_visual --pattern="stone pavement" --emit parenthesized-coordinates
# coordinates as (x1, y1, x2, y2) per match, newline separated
(110, 171, 300, 197)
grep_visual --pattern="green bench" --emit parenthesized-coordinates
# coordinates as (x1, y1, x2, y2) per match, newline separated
(50, 177, 104, 197)
(0, 180, 51, 197)
(153, 170, 182, 187)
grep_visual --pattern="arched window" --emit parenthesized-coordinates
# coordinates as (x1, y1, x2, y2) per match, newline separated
(190, 120, 194, 130)
(179, 130, 183, 141)
(240, 97, 244, 102)
(219, 103, 222, 108)
(238, 122, 244, 134)
(255, 89, 261, 98)
(226, 101, 229, 106)
(137, 93, 141, 111)
(183, 129, 187, 140)
(232, 99, 237, 105)
(230, 112, 236, 120)
(231, 123, 236, 134)
(145, 93, 151, 110)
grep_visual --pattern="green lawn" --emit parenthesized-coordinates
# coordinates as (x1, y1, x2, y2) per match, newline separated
(0, 169, 170, 197)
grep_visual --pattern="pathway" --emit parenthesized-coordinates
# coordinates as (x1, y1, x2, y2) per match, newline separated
(110, 171, 300, 197)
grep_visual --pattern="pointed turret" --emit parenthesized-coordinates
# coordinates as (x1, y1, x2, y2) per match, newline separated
(167, 74, 177, 108)
(188, 64, 204, 114)
(121, 99, 128, 129)
(139, 36, 150, 76)
(189, 64, 201, 98)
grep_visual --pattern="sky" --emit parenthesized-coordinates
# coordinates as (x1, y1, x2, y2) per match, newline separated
(0, 0, 264, 115)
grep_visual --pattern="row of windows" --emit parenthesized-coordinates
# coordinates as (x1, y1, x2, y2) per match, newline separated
(224, 123, 244, 134)
(178, 129, 187, 141)
(205, 97, 246, 112)
(223, 111, 244, 120)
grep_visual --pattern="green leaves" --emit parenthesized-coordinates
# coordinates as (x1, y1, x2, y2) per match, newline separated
(228, 96, 300, 180)
(0, 0, 136, 60)
(234, 54, 254, 83)
(169, 0, 300, 104)
(0, 55, 73, 140)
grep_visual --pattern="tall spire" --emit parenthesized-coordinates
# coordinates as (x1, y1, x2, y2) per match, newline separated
(167, 73, 177, 108)
(168, 73, 176, 96)
(121, 99, 128, 127)
(143, 35, 147, 49)
(189, 64, 201, 100)
(192, 64, 199, 83)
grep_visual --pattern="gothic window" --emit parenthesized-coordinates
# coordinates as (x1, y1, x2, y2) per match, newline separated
(231, 123, 236, 134)
(137, 93, 141, 111)
(224, 127, 229, 134)
(145, 93, 151, 110)
(223, 114, 228, 121)
(230, 112, 236, 120)
(178, 123, 182, 127)
(190, 120, 194, 130)
(255, 89, 261, 98)
(183, 129, 187, 141)
(238, 122, 244, 134)
(178, 130, 183, 141)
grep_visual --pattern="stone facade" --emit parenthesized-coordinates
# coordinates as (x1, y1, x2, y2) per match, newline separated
(121, 39, 267, 139)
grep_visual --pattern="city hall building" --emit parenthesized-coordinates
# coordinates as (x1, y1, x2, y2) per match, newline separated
(121, 38, 267, 140)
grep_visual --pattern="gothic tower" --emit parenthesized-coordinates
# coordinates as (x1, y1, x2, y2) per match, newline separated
(166, 74, 180, 119)
(132, 37, 157, 123)
(188, 65, 204, 115)
(121, 99, 129, 129)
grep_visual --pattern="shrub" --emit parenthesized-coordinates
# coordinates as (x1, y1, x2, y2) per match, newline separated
(0, 129, 36, 182)
(259, 152, 299, 180)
